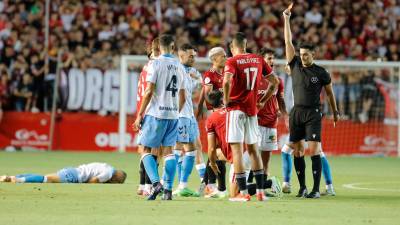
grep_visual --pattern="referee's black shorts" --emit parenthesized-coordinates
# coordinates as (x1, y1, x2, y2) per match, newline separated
(289, 106, 322, 143)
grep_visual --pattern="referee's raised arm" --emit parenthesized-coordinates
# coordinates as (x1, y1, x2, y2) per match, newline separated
(283, 3, 295, 64)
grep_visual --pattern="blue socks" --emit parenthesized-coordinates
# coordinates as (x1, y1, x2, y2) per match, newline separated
(16, 174, 45, 183)
(321, 152, 333, 185)
(281, 145, 293, 183)
(180, 151, 196, 186)
(163, 154, 177, 190)
(142, 153, 160, 184)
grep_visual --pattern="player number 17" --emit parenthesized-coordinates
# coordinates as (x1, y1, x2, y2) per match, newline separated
(244, 67, 258, 90)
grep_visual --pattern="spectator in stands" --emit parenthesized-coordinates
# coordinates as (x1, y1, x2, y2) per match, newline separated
(13, 73, 33, 112)
(0, 0, 398, 117)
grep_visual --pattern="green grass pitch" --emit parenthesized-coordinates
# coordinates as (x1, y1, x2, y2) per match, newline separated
(0, 151, 399, 225)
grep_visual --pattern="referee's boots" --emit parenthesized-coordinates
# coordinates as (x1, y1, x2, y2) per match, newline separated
(306, 191, 321, 199)
(296, 187, 308, 197)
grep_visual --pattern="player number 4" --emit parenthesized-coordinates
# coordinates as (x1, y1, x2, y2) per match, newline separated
(244, 67, 258, 90)
(166, 75, 178, 97)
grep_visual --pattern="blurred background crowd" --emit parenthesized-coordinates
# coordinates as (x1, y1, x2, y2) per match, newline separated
(0, 0, 399, 123)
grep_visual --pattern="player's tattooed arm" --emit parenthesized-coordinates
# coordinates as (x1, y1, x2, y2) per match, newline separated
(258, 74, 279, 108)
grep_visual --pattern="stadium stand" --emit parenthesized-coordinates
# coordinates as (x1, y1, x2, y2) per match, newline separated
(0, 0, 399, 121)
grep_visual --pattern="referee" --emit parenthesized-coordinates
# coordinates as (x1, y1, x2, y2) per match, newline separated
(283, 3, 339, 198)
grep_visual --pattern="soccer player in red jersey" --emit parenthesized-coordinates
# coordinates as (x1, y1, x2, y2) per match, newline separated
(202, 47, 226, 111)
(223, 32, 279, 201)
(195, 47, 227, 197)
(135, 37, 161, 196)
(256, 47, 287, 194)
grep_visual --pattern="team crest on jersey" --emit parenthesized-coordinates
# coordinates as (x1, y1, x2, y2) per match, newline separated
(204, 77, 210, 84)
(311, 77, 319, 84)
(269, 135, 276, 141)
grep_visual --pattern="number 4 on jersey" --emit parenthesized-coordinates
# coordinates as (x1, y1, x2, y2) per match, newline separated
(244, 67, 258, 90)
(166, 75, 178, 97)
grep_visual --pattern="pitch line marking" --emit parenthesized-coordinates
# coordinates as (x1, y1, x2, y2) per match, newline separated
(342, 182, 400, 192)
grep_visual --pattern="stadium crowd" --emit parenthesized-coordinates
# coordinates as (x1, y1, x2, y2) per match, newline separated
(0, 0, 399, 122)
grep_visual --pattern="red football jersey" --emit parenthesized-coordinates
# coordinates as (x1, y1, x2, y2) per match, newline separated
(257, 77, 284, 128)
(136, 60, 152, 111)
(224, 53, 272, 116)
(203, 68, 224, 110)
(206, 108, 232, 163)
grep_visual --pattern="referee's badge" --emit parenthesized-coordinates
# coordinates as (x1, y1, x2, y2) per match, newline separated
(311, 77, 319, 83)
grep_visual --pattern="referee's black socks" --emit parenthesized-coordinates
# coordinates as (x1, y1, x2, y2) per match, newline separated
(311, 155, 322, 193)
(294, 156, 306, 189)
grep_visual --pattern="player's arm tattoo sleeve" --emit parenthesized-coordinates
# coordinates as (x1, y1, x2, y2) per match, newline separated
(260, 74, 279, 104)
(277, 91, 287, 115)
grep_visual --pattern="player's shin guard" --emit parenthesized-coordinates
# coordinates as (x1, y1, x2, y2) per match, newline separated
(320, 152, 333, 185)
(195, 163, 206, 180)
(235, 172, 248, 195)
(293, 156, 306, 188)
(311, 155, 322, 192)
(253, 170, 265, 194)
(142, 153, 160, 184)
(173, 150, 182, 184)
(15, 174, 44, 183)
(281, 144, 293, 183)
(216, 160, 226, 191)
(180, 150, 196, 188)
(163, 154, 177, 191)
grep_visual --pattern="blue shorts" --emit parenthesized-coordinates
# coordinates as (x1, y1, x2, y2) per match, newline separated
(57, 167, 79, 183)
(177, 117, 199, 143)
(138, 115, 178, 148)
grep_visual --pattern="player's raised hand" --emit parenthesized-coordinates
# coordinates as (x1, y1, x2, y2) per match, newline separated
(283, 2, 293, 18)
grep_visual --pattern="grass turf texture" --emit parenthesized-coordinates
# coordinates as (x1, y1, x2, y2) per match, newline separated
(0, 151, 399, 225)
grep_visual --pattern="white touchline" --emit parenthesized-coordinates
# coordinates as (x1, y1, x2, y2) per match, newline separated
(342, 182, 400, 192)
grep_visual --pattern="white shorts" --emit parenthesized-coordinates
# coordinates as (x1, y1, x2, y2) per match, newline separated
(229, 151, 252, 184)
(226, 110, 258, 144)
(258, 126, 278, 151)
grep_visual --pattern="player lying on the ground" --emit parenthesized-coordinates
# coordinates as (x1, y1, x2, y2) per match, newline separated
(0, 162, 127, 184)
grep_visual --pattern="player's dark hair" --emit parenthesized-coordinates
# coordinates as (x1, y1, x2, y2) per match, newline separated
(298, 42, 316, 51)
(232, 32, 247, 48)
(179, 43, 197, 52)
(159, 34, 175, 48)
(146, 37, 160, 59)
(258, 47, 275, 57)
(208, 90, 223, 108)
